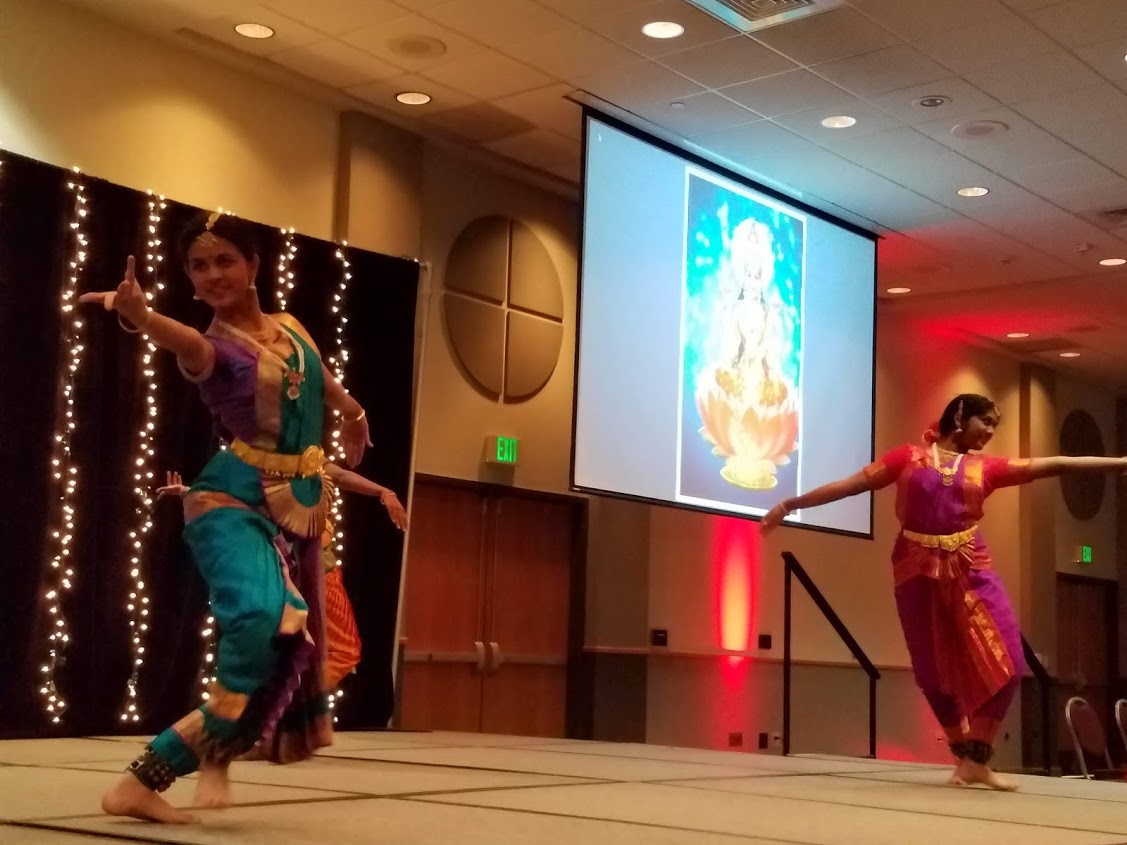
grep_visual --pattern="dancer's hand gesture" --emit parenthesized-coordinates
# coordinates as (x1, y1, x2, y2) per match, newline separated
(381, 491, 408, 531)
(79, 256, 149, 330)
(760, 503, 787, 536)
(156, 471, 189, 500)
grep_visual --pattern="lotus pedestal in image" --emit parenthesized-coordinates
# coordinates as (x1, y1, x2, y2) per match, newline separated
(696, 366, 798, 490)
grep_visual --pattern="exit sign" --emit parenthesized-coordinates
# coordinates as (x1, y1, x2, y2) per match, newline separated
(1076, 545, 1093, 564)
(486, 435, 519, 465)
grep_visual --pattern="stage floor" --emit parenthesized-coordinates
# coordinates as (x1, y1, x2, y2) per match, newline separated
(1, 731, 1125, 844)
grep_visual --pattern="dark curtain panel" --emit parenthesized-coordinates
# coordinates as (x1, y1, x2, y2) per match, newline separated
(0, 150, 418, 738)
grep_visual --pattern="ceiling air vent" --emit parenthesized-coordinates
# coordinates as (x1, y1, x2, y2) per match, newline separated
(682, 0, 847, 33)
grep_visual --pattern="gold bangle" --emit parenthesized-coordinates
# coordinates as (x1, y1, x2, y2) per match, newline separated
(118, 314, 142, 334)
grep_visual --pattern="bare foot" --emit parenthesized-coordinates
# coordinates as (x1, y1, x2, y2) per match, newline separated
(946, 768, 967, 786)
(101, 773, 195, 824)
(955, 759, 1019, 791)
(194, 762, 232, 809)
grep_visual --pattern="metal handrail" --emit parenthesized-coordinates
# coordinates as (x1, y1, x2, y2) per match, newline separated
(1021, 636, 1053, 775)
(782, 551, 880, 758)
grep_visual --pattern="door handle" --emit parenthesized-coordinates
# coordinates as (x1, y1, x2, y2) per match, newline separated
(474, 641, 486, 672)
(489, 641, 502, 673)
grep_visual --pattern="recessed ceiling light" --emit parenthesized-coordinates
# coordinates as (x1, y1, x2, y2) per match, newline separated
(234, 22, 274, 39)
(916, 96, 949, 108)
(642, 21, 685, 38)
(957, 186, 990, 198)
(821, 115, 857, 129)
(886, 287, 911, 294)
(1099, 257, 1126, 266)
(395, 91, 432, 106)
(669, 101, 686, 110)
(1059, 352, 1081, 358)
(1006, 332, 1029, 339)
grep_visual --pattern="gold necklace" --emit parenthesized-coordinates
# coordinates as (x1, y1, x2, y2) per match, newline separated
(931, 443, 963, 487)
(216, 317, 306, 400)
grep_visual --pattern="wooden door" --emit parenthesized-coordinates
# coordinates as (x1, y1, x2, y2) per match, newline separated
(399, 482, 487, 731)
(480, 495, 575, 737)
(1056, 575, 1117, 763)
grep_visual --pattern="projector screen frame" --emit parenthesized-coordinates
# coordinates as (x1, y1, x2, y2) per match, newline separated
(570, 107, 880, 540)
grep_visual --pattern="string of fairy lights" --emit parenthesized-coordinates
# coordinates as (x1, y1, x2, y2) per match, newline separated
(118, 191, 168, 724)
(39, 168, 90, 724)
(326, 242, 354, 722)
(275, 226, 297, 312)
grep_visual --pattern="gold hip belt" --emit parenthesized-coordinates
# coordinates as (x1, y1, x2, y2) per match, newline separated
(901, 526, 977, 552)
(231, 439, 325, 478)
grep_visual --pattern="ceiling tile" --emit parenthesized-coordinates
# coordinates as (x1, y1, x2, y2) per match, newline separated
(828, 126, 1019, 205)
(345, 72, 473, 113)
(342, 13, 482, 71)
(964, 48, 1106, 104)
(65, 0, 236, 32)
(385, 0, 445, 9)
(421, 51, 554, 100)
(483, 127, 579, 168)
(422, 0, 572, 49)
(752, 7, 901, 65)
(915, 107, 1083, 171)
(573, 60, 704, 107)
(188, 5, 324, 55)
(500, 26, 639, 83)
(424, 102, 538, 142)
(657, 36, 797, 89)
(913, 10, 1058, 75)
(720, 69, 852, 118)
(1013, 83, 1127, 134)
(1074, 38, 1127, 86)
(492, 84, 582, 139)
(854, 0, 1010, 40)
(1008, 157, 1122, 196)
(814, 45, 948, 98)
(689, 121, 819, 166)
(632, 92, 760, 136)
(155, 0, 258, 18)
(998, 0, 1072, 9)
(865, 77, 1001, 124)
(533, 0, 658, 26)
(263, 0, 407, 36)
(1028, 0, 1127, 48)
(1050, 180, 1127, 214)
(271, 40, 404, 88)
(755, 147, 959, 231)
(773, 99, 904, 146)
(1047, 122, 1127, 174)
(584, 0, 737, 58)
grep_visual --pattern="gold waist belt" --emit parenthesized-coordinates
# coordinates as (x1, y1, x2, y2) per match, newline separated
(901, 525, 978, 552)
(231, 439, 325, 478)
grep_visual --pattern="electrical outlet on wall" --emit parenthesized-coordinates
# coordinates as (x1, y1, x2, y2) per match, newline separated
(758, 732, 769, 750)
(728, 732, 743, 748)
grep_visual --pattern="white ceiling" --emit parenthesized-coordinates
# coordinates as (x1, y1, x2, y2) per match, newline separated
(60, 0, 1127, 387)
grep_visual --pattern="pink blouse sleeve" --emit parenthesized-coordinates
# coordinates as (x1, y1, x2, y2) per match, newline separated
(862, 444, 913, 490)
(983, 455, 1035, 494)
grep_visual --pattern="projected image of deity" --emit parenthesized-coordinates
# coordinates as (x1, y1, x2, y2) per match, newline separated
(677, 168, 805, 511)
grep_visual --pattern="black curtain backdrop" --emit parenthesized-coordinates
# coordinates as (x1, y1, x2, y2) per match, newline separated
(0, 150, 418, 738)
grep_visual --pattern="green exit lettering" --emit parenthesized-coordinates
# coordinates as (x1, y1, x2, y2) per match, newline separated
(495, 436, 518, 464)
(1081, 545, 1093, 564)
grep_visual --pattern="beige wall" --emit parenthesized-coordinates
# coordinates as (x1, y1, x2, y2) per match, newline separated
(1054, 376, 1119, 582)
(0, 0, 338, 238)
(412, 143, 577, 493)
